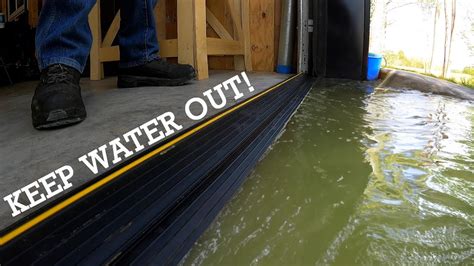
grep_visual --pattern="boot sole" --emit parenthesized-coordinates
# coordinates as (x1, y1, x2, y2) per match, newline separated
(35, 117, 85, 130)
(117, 73, 195, 88)
(34, 109, 87, 130)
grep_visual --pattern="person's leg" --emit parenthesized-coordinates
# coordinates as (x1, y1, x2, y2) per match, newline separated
(36, 0, 96, 72)
(32, 0, 95, 129)
(118, 0, 160, 68)
(117, 0, 196, 87)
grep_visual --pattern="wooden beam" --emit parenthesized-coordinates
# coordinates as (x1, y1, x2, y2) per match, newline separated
(27, 0, 39, 28)
(193, 0, 209, 79)
(177, 0, 194, 65)
(206, 8, 233, 40)
(241, 0, 252, 71)
(155, 0, 167, 43)
(99, 39, 179, 63)
(160, 39, 179, 58)
(88, 1, 104, 80)
(227, 0, 243, 41)
(207, 38, 242, 55)
(99, 46, 120, 62)
(229, 0, 245, 70)
(102, 11, 120, 47)
(8, 5, 25, 22)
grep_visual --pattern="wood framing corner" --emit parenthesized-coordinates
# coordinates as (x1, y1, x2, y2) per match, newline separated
(87, 0, 254, 81)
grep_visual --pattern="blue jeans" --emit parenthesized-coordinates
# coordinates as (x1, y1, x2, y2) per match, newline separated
(36, 0, 160, 73)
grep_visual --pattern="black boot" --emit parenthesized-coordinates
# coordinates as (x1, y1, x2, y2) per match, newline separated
(31, 64, 87, 130)
(117, 58, 196, 88)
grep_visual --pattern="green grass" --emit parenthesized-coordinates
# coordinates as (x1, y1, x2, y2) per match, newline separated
(457, 77, 474, 89)
(380, 50, 474, 89)
(426, 73, 474, 89)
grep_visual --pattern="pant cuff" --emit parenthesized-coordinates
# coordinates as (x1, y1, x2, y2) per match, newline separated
(118, 54, 160, 69)
(39, 57, 84, 73)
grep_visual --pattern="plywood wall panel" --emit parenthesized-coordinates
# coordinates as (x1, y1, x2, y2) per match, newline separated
(249, 0, 275, 72)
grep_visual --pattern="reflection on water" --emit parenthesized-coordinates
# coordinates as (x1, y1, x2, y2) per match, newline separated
(354, 89, 474, 265)
(181, 80, 474, 265)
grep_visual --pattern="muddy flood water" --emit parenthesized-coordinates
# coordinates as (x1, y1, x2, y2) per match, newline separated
(181, 79, 474, 265)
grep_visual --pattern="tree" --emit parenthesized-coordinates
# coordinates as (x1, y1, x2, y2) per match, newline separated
(419, 0, 440, 73)
(429, 2, 440, 73)
(441, 0, 456, 78)
(446, 0, 456, 76)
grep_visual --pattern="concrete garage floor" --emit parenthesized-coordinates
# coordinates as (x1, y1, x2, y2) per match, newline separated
(0, 71, 289, 230)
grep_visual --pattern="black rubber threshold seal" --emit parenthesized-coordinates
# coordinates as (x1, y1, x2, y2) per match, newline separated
(0, 74, 314, 265)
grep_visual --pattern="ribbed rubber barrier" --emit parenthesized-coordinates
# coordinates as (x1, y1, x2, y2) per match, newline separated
(0, 75, 313, 265)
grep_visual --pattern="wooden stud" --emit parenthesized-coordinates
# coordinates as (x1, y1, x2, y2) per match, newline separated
(27, 0, 39, 28)
(159, 39, 179, 58)
(193, 0, 209, 79)
(228, 0, 245, 71)
(177, 0, 194, 65)
(227, 0, 243, 41)
(241, 0, 252, 71)
(88, 1, 104, 80)
(102, 11, 120, 47)
(155, 0, 167, 43)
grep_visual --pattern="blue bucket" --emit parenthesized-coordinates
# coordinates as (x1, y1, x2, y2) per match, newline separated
(367, 53, 383, 80)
